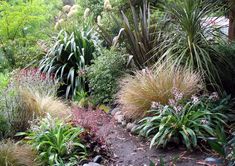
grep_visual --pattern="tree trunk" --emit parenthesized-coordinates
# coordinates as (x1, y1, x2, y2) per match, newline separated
(229, 1, 235, 41)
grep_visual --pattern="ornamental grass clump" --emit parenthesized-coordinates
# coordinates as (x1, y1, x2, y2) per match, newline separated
(19, 89, 70, 120)
(118, 64, 204, 119)
(0, 69, 68, 139)
(0, 140, 39, 166)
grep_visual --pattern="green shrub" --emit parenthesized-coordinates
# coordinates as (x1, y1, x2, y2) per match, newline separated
(18, 115, 87, 166)
(0, 73, 10, 94)
(88, 49, 127, 104)
(40, 29, 96, 98)
(0, 115, 9, 139)
(136, 91, 228, 150)
(73, 89, 92, 108)
(0, 73, 10, 138)
(214, 42, 235, 96)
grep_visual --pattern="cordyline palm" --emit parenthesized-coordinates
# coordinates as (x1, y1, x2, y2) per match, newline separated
(157, 0, 230, 89)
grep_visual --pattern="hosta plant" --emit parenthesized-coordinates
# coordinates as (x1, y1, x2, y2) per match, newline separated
(18, 115, 87, 166)
(40, 29, 95, 98)
(136, 90, 228, 150)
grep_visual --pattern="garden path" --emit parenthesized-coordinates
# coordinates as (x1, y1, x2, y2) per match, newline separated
(73, 107, 211, 166)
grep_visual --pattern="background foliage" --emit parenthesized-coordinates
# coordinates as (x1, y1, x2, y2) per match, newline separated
(88, 48, 127, 104)
(0, 0, 61, 70)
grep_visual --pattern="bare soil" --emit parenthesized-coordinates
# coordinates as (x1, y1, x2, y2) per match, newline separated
(73, 107, 214, 166)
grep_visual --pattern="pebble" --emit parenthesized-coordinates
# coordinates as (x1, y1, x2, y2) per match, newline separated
(115, 114, 125, 124)
(93, 155, 102, 163)
(83, 162, 101, 166)
(110, 108, 120, 116)
(126, 123, 136, 131)
(114, 110, 122, 117)
(121, 120, 127, 127)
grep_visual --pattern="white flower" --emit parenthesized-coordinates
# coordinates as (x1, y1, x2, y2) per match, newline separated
(97, 15, 102, 26)
(104, 0, 112, 10)
(201, 119, 209, 125)
(66, 141, 74, 154)
(191, 95, 199, 105)
(151, 101, 161, 109)
(175, 106, 183, 113)
(172, 87, 183, 101)
(209, 92, 219, 101)
(67, 9, 78, 18)
(169, 99, 176, 107)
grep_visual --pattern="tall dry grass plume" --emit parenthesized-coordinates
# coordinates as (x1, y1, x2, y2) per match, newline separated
(117, 64, 204, 119)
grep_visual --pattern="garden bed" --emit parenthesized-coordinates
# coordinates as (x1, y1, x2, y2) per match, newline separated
(73, 107, 217, 166)
(1, 0, 235, 165)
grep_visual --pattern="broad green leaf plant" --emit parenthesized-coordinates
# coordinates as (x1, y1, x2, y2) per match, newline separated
(17, 115, 87, 166)
(136, 89, 228, 150)
(40, 29, 95, 98)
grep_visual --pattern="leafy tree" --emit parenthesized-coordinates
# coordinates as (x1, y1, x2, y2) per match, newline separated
(0, 0, 60, 68)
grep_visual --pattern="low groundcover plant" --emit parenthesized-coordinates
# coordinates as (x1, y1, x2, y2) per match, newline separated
(17, 115, 87, 166)
(136, 89, 228, 150)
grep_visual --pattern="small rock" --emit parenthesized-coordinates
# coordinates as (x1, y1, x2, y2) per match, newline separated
(205, 157, 223, 165)
(110, 108, 120, 116)
(114, 111, 122, 120)
(126, 122, 136, 131)
(93, 155, 102, 163)
(115, 114, 125, 124)
(83, 162, 101, 166)
(121, 120, 127, 127)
